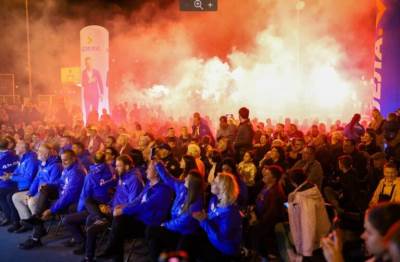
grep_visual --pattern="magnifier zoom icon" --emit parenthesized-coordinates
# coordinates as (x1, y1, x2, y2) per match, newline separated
(194, 0, 204, 10)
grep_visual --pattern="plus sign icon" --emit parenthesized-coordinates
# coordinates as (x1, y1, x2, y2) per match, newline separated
(180, 0, 218, 11)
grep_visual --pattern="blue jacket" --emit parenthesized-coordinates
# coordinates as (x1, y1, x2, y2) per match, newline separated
(50, 161, 85, 213)
(78, 150, 94, 172)
(28, 155, 63, 197)
(111, 168, 144, 209)
(77, 163, 114, 212)
(200, 196, 242, 255)
(155, 163, 203, 234)
(11, 151, 39, 191)
(0, 150, 20, 189)
(122, 181, 173, 226)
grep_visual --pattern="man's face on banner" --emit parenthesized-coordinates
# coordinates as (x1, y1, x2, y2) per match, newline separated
(85, 57, 93, 69)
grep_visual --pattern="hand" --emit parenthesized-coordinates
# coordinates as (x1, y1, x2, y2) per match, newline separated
(39, 184, 48, 192)
(321, 231, 344, 262)
(0, 172, 11, 181)
(192, 210, 207, 221)
(113, 205, 124, 217)
(249, 211, 258, 226)
(99, 204, 111, 215)
(41, 209, 52, 221)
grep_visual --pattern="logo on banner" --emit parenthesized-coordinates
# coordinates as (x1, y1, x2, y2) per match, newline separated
(372, 0, 386, 111)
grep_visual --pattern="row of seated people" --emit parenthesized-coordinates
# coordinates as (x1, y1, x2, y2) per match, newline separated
(0, 135, 399, 262)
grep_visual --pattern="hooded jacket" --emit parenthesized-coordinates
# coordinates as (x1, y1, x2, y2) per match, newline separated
(111, 168, 144, 209)
(11, 151, 39, 191)
(122, 181, 173, 226)
(50, 161, 86, 213)
(200, 196, 242, 256)
(288, 183, 331, 257)
(155, 163, 203, 235)
(77, 163, 114, 212)
(0, 150, 19, 189)
(27, 155, 63, 197)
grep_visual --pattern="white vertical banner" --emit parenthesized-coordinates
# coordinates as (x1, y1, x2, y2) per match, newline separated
(80, 25, 110, 123)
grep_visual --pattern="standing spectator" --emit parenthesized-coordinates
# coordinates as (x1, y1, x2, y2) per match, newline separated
(233, 107, 254, 162)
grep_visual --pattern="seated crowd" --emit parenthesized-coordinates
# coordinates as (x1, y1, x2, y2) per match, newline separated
(0, 105, 400, 262)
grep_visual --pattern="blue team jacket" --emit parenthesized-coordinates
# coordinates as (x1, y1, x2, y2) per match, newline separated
(111, 168, 144, 209)
(200, 196, 242, 255)
(155, 163, 203, 235)
(28, 155, 63, 197)
(50, 161, 86, 213)
(77, 163, 114, 212)
(11, 151, 39, 191)
(0, 150, 19, 189)
(122, 181, 173, 226)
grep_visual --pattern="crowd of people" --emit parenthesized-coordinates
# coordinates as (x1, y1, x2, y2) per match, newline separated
(0, 102, 400, 262)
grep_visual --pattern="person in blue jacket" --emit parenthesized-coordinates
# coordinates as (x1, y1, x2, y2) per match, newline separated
(19, 149, 85, 249)
(11, 143, 62, 233)
(0, 138, 19, 226)
(3, 140, 39, 232)
(192, 172, 242, 262)
(82, 154, 144, 262)
(95, 162, 173, 262)
(61, 150, 115, 254)
(72, 141, 94, 172)
(145, 162, 204, 261)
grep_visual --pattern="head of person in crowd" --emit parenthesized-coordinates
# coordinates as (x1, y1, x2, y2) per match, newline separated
(238, 107, 250, 122)
(60, 135, 73, 148)
(331, 131, 344, 145)
(211, 172, 239, 207)
(61, 149, 77, 169)
(288, 168, 307, 187)
(242, 150, 254, 164)
(183, 170, 204, 212)
(342, 138, 356, 154)
(187, 142, 201, 159)
(93, 150, 106, 164)
(217, 137, 229, 152)
(180, 126, 190, 138)
(15, 140, 30, 157)
(270, 146, 285, 163)
(115, 154, 133, 177)
(37, 143, 53, 163)
(362, 203, 400, 260)
(338, 155, 353, 173)
(362, 129, 377, 146)
(313, 134, 328, 148)
(288, 123, 299, 136)
(261, 164, 284, 188)
(209, 150, 222, 165)
(319, 123, 327, 134)
(5, 135, 17, 151)
(157, 143, 171, 161)
(302, 145, 317, 162)
(72, 142, 86, 156)
(146, 161, 160, 184)
(384, 221, 400, 262)
(88, 127, 98, 138)
(275, 123, 285, 134)
(310, 124, 319, 137)
(221, 157, 238, 175)
(166, 127, 176, 138)
(180, 154, 197, 177)
(371, 152, 386, 169)
(0, 138, 9, 152)
(372, 108, 383, 121)
(350, 113, 362, 126)
(104, 136, 116, 149)
(116, 134, 130, 149)
(383, 161, 398, 184)
(292, 138, 305, 153)
(130, 149, 146, 168)
(105, 146, 119, 165)
(193, 112, 201, 127)
(258, 134, 269, 146)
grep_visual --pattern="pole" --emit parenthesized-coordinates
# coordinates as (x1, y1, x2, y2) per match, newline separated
(25, 0, 33, 97)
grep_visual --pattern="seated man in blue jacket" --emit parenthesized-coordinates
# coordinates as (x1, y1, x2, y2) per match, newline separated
(19, 149, 85, 249)
(0, 138, 20, 226)
(61, 150, 115, 254)
(12, 143, 62, 233)
(2, 140, 39, 232)
(82, 154, 145, 262)
(72, 141, 94, 172)
(95, 162, 173, 262)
